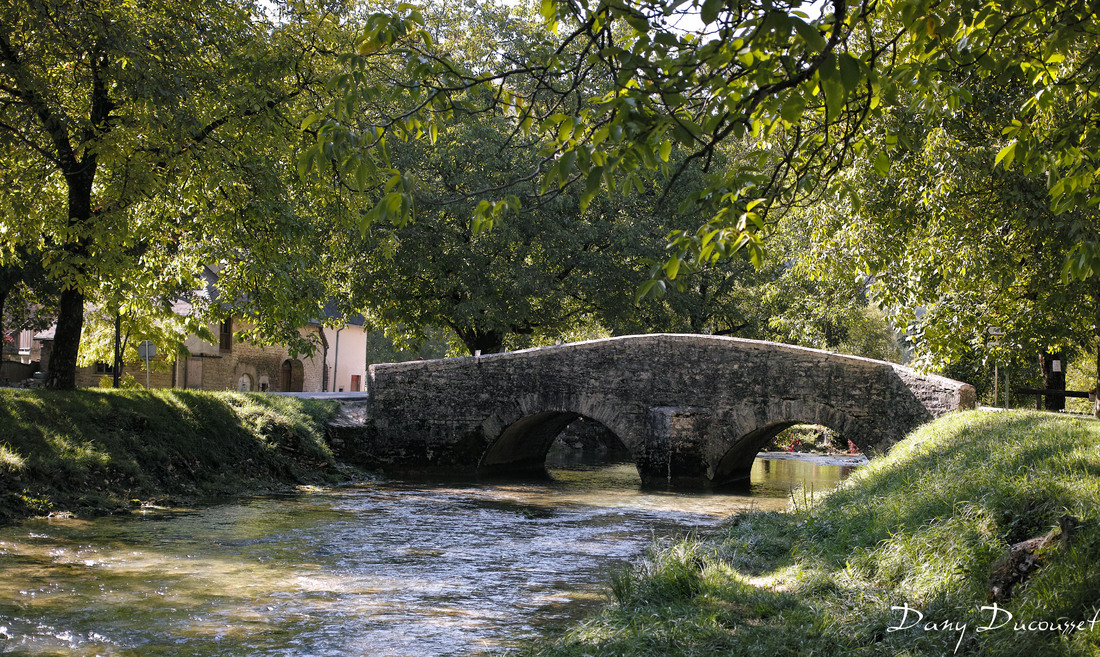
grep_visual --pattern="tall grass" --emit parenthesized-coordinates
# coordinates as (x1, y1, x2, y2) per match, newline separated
(0, 389, 346, 524)
(530, 411, 1100, 656)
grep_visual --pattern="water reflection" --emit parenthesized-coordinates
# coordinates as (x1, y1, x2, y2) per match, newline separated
(0, 456, 857, 656)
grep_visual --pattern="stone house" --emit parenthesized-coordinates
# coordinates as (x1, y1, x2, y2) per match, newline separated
(31, 267, 370, 393)
(34, 311, 368, 393)
(171, 308, 369, 393)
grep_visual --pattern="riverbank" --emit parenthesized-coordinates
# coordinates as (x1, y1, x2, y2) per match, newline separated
(0, 389, 354, 525)
(529, 410, 1100, 656)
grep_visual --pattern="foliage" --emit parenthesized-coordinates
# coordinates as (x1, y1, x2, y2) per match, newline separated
(96, 373, 144, 390)
(0, 248, 57, 347)
(0, 0, 361, 387)
(768, 424, 849, 454)
(527, 411, 1100, 656)
(313, 0, 1100, 304)
(810, 67, 1099, 380)
(349, 75, 652, 354)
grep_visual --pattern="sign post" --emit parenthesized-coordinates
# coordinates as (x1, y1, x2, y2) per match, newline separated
(987, 327, 1005, 408)
(137, 340, 156, 389)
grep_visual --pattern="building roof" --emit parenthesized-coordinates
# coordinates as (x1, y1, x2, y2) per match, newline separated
(308, 299, 365, 328)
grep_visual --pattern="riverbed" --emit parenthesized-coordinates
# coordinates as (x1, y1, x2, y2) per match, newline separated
(0, 456, 859, 656)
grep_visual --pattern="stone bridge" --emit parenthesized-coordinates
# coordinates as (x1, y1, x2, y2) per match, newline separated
(360, 334, 975, 487)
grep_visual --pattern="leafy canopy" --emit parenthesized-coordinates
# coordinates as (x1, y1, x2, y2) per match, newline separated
(311, 0, 1100, 285)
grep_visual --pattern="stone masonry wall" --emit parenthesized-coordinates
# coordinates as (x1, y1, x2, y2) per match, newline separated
(73, 324, 325, 391)
(365, 334, 976, 486)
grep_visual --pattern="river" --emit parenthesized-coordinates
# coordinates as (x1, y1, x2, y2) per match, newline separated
(0, 454, 862, 656)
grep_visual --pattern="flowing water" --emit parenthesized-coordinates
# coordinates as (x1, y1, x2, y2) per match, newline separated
(0, 455, 863, 656)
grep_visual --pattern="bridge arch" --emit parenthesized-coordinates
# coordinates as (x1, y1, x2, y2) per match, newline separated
(710, 400, 862, 485)
(477, 394, 640, 476)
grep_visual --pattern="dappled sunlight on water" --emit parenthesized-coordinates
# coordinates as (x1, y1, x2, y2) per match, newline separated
(0, 456, 855, 656)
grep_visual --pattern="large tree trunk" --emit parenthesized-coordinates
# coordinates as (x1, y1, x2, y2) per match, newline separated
(455, 327, 506, 356)
(46, 287, 84, 389)
(46, 159, 96, 390)
(1039, 350, 1066, 412)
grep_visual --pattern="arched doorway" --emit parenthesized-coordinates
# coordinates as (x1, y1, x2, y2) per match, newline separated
(279, 359, 304, 392)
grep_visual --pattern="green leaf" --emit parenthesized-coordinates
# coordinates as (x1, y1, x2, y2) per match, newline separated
(780, 91, 806, 124)
(665, 257, 681, 279)
(580, 166, 604, 211)
(995, 142, 1016, 167)
(700, 0, 722, 25)
(540, 0, 556, 21)
(625, 13, 648, 33)
(557, 116, 575, 143)
(586, 166, 604, 195)
(560, 149, 577, 175)
(296, 146, 317, 180)
(384, 191, 404, 215)
(838, 54, 861, 93)
(792, 17, 826, 53)
(823, 77, 846, 120)
(300, 113, 321, 131)
(659, 139, 672, 162)
(355, 159, 374, 190)
(875, 150, 891, 175)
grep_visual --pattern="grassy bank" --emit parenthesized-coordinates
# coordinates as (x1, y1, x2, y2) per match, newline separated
(0, 389, 352, 525)
(531, 411, 1100, 656)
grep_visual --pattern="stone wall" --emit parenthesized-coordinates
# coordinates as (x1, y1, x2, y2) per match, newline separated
(74, 356, 176, 389)
(365, 334, 976, 486)
(173, 320, 324, 392)
(69, 322, 327, 392)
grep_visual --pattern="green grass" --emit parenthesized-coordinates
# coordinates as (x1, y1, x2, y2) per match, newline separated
(0, 389, 350, 524)
(528, 410, 1100, 656)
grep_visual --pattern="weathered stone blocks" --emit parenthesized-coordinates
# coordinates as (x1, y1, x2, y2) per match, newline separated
(362, 334, 976, 487)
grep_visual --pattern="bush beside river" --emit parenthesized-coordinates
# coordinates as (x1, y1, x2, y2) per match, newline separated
(530, 411, 1100, 656)
(0, 389, 349, 525)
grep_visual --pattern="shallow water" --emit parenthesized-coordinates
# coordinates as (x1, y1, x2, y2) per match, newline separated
(0, 456, 859, 656)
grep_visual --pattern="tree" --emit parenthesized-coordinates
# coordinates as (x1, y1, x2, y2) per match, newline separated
(351, 116, 636, 355)
(346, 58, 658, 352)
(302, 0, 903, 359)
(807, 65, 1099, 404)
(0, 0, 356, 388)
(312, 0, 1100, 284)
(308, 0, 1100, 414)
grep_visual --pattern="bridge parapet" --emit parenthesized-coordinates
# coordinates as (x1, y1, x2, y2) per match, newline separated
(363, 334, 975, 487)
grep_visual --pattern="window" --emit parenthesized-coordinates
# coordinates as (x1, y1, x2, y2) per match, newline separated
(219, 318, 233, 353)
(94, 361, 112, 374)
